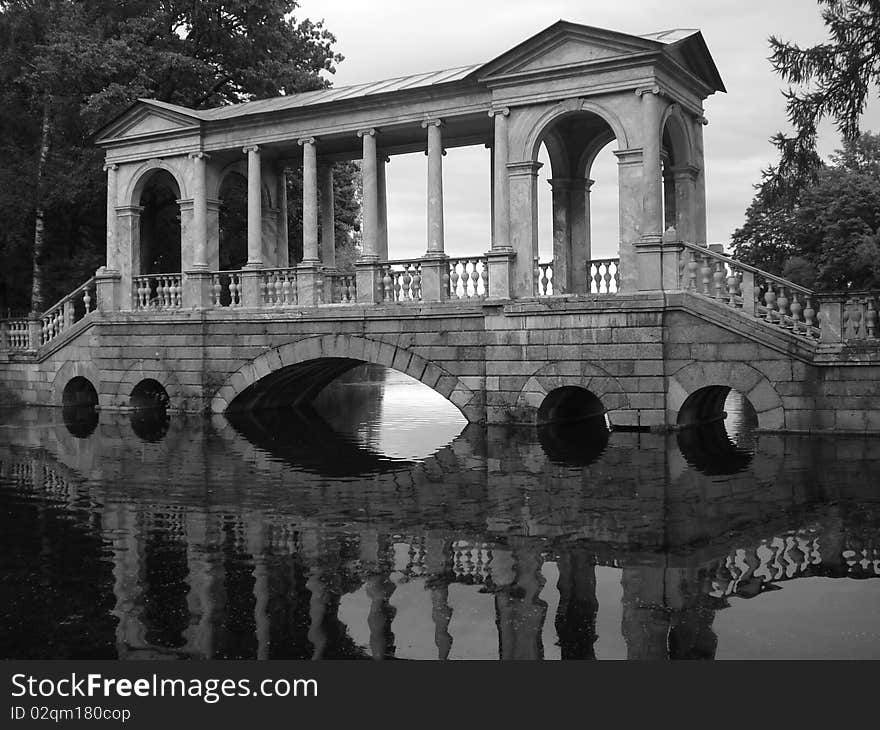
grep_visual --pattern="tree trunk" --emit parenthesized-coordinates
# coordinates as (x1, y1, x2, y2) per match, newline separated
(30, 97, 51, 314)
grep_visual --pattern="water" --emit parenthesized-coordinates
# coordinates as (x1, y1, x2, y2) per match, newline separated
(1, 366, 879, 660)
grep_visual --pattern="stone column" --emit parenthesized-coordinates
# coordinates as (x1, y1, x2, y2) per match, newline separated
(638, 86, 663, 243)
(672, 165, 699, 244)
(104, 163, 119, 270)
(299, 138, 319, 264)
(507, 160, 542, 298)
(116, 205, 143, 310)
(377, 154, 389, 260)
(572, 178, 593, 294)
(548, 177, 580, 295)
(189, 152, 209, 268)
(356, 128, 381, 304)
(490, 107, 511, 249)
(423, 119, 445, 256)
(243, 145, 262, 267)
(614, 148, 644, 292)
(319, 163, 336, 269)
(693, 115, 709, 245)
(277, 166, 289, 268)
(489, 143, 495, 247)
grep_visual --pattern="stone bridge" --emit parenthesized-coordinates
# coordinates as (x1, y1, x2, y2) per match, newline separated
(1, 20, 879, 432)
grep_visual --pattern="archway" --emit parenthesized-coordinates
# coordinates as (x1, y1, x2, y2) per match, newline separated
(138, 170, 181, 275)
(61, 376, 99, 438)
(533, 110, 620, 295)
(218, 172, 248, 272)
(130, 379, 170, 442)
(536, 386, 610, 465)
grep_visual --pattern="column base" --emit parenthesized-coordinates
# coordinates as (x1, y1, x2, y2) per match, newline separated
(484, 248, 516, 300)
(183, 269, 215, 310)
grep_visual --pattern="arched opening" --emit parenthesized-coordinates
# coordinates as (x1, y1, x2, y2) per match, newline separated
(660, 111, 694, 241)
(536, 387, 610, 465)
(534, 111, 620, 296)
(129, 379, 170, 442)
(138, 170, 181, 275)
(218, 173, 248, 272)
(228, 361, 466, 463)
(677, 386, 758, 475)
(61, 376, 99, 437)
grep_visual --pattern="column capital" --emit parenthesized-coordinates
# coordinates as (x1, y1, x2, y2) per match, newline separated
(115, 204, 144, 216)
(670, 164, 700, 182)
(635, 85, 661, 97)
(697, 115, 709, 126)
(421, 118, 444, 129)
(298, 136, 317, 146)
(102, 162, 118, 172)
(357, 128, 377, 138)
(547, 177, 595, 192)
(242, 145, 260, 154)
(188, 151, 210, 160)
(613, 147, 643, 166)
(488, 106, 510, 118)
(506, 160, 543, 176)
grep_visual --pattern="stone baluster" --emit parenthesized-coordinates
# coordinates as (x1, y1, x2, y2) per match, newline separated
(867, 297, 878, 338)
(777, 286, 790, 326)
(790, 292, 803, 332)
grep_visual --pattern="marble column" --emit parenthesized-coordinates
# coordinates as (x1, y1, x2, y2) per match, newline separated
(358, 129, 379, 261)
(672, 165, 699, 244)
(243, 145, 262, 267)
(614, 148, 644, 292)
(638, 86, 663, 242)
(378, 154, 389, 260)
(189, 152, 209, 268)
(299, 137, 319, 264)
(490, 107, 510, 249)
(423, 119, 445, 256)
(104, 163, 119, 269)
(507, 160, 543, 297)
(319, 163, 336, 269)
(277, 166, 289, 267)
(693, 115, 709, 245)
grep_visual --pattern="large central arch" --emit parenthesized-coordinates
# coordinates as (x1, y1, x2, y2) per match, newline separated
(210, 334, 482, 422)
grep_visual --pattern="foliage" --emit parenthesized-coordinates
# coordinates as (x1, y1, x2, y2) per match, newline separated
(0, 0, 355, 311)
(733, 133, 880, 290)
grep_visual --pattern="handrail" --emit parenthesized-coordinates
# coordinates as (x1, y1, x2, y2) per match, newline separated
(682, 241, 814, 296)
(39, 276, 98, 319)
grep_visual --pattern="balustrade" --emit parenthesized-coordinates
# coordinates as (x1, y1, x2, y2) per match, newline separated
(39, 277, 98, 346)
(132, 274, 182, 311)
(380, 261, 423, 303)
(681, 242, 821, 340)
(211, 271, 243, 308)
(448, 258, 487, 299)
(535, 260, 554, 296)
(326, 272, 357, 304)
(589, 258, 620, 294)
(2, 319, 33, 351)
(841, 293, 880, 340)
(260, 269, 297, 307)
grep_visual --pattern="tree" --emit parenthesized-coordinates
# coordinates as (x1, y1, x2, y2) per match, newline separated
(733, 133, 880, 290)
(0, 0, 353, 312)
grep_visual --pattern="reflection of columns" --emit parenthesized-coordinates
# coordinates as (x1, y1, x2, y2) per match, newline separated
(189, 152, 209, 268)
(620, 564, 670, 660)
(246, 519, 270, 660)
(358, 128, 378, 261)
(299, 137, 319, 264)
(318, 164, 336, 268)
(507, 161, 542, 297)
(693, 115, 708, 245)
(360, 530, 395, 660)
(423, 119, 445, 256)
(184, 510, 224, 659)
(555, 550, 599, 659)
(306, 567, 328, 659)
(277, 166, 289, 267)
(495, 544, 547, 660)
(243, 145, 262, 266)
(638, 86, 663, 241)
(490, 107, 510, 249)
(104, 163, 119, 269)
(425, 535, 453, 660)
(104, 505, 147, 658)
(377, 154, 389, 260)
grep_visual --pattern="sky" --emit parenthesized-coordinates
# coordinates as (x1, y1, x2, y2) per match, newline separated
(296, 0, 879, 260)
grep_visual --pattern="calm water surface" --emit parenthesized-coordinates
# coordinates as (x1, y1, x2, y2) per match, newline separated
(1, 366, 879, 660)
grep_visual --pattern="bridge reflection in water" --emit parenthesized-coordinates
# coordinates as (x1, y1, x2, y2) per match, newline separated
(1, 367, 879, 660)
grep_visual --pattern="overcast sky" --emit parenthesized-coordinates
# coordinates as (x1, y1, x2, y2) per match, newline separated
(297, 0, 878, 260)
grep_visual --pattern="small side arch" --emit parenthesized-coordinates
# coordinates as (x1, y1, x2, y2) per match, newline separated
(111, 359, 185, 411)
(667, 361, 784, 430)
(660, 104, 695, 168)
(124, 158, 188, 207)
(213, 160, 273, 208)
(52, 360, 102, 407)
(210, 334, 483, 422)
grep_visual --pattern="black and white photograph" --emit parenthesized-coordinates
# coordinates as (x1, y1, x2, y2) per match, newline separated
(1, 0, 879, 702)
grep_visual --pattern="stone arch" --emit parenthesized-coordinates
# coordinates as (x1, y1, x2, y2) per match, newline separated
(667, 361, 784, 430)
(213, 160, 273, 208)
(515, 361, 630, 424)
(51, 360, 102, 407)
(522, 97, 629, 162)
(124, 158, 188, 207)
(111, 359, 185, 411)
(210, 334, 482, 421)
(574, 129, 617, 179)
(660, 104, 695, 168)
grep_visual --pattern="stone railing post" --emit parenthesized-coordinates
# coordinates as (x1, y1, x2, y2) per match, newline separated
(27, 318, 41, 352)
(659, 227, 684, 291)
(182, 270, 215, 310)
(817, 293, 845, 343)
(297, 264, 322, 307)
(740, 270, 756, 316)
(485, 249, 515, 300)
(633, 233, 664, 291)
(240, 269, 263, 309)
(420, 256, 449, 303)
(0, 320, 8, 357)
(94, 267, 122, 313)
(355, 261, 382, 304)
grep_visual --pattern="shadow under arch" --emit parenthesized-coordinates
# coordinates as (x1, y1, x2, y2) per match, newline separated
(130, 379, 170, 442)
(536, 386, 610, 466)
(676, 386, 758, 476)
(61, 376, 99, 438)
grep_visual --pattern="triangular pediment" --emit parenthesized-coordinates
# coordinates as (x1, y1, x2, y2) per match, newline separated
(94, 101, 202, 145)
(475, 21, 662, 81)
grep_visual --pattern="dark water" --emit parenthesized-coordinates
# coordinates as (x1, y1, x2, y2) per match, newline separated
(1, 367, 879, 660)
